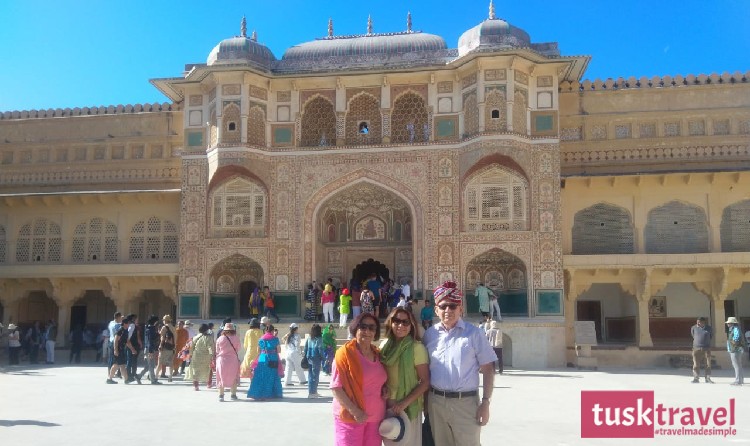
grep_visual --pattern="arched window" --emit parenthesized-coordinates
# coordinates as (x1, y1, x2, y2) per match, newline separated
(463, 92, 478, 137)
(16, 218, 62, 262)
(391, 92, 428, 144)
(211, 178, 267, 238)
(346, 94, 381, 144)
(247, 106, 266, 147)
(129, 217, 178, 261)
(464, 165, 528, 231)
(572, 203, 634, 254)
(721, 199, 750, 252)
(301, 96, 336, 147)
(645, 201, 708, 253)
(72, 217, 119, 262)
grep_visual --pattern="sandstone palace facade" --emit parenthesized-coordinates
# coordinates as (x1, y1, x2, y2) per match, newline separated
(1, 6, 749, 368)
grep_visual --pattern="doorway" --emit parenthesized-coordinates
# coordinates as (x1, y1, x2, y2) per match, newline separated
(577, 300, 603, 342)
(239, 281, 259, 318)
(70, 305, 87, 330)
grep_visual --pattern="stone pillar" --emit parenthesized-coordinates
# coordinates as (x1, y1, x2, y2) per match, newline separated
(710, 295, 727, 348)
(636, 298, 653, 347)
(57, 303, 71, 348)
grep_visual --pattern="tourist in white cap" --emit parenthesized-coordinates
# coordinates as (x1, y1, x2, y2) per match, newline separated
(726, 317, 745, 386)
(283, 323, 308, 386)
(7, 323, 21, 365)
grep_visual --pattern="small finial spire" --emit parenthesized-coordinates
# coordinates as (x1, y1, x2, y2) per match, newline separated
(367, 15, 373, 34)
(240, 15, 247, 37)
(251, 30, 257, 42)
(407, 11, 412, 32)
(328, 18, 333, 37)
(489, 0, 496, 20)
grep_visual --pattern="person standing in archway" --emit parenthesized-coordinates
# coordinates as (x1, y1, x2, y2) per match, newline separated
(322, 284, 336, 324)
(366, 274, 382, 319)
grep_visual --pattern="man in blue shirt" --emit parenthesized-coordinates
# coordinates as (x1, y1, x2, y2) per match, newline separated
(726, 317, 745, 386)
(423, 281, 497, 446)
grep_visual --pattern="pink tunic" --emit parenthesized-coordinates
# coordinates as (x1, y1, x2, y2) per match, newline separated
(215, 334, 240, 389)
(330, 350, 387, 423)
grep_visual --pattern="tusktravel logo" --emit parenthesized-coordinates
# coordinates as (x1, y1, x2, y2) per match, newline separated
(581, 391, 737, 438)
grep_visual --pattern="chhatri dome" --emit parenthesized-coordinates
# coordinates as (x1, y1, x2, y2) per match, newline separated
(458, 1, 532, 56)
(207, 16, 276, 68)
(282, 13, 447, 61)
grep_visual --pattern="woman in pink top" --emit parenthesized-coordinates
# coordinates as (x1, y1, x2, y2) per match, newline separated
(330, 313, 388, 446)
(322, 284, 336, 323)
(215, 323, 241, 401)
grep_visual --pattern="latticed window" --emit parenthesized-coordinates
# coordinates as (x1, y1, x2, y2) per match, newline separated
(221, 103, 241, 145)
(301, 96, 336, 147)
(72, 217, 119, 263)
(211, 178, 266, 237)
(645, 201, 708, 254)
(391, 92, 428, 144)
(0, 225, 6, 263)
(129, 217, 178, 261)
(463, 92, 479, 137)
(720, 199, 750, 252)
(247, 106, 266, 147)
(572, 203, 634, 254)
(16, 218, 62, 262)
(513, 89, 527, 134)
(464, 166, 528, 231)
(346, 94, 382, 145)
(485, 89, 506, 132)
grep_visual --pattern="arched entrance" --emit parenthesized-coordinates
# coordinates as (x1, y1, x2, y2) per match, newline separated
(313, 181, 414, 291)
(71, 290, 116, 332)
(209, 254, 263, 318)
(16, 291, 59, 325)
(465, 249, 528, 316)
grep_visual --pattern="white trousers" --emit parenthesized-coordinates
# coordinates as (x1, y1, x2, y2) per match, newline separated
(46, 340, 56, 363)
(339, 312, 349, 328)
(323, 302, 335, 323)
(490, 300, 502, 320)
(285, 352, 307, 384)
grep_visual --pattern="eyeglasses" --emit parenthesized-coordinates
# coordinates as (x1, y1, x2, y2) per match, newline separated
(437, 303, 459, 310)
(391, 317, 410, 327)
(358, 323, 377, 332)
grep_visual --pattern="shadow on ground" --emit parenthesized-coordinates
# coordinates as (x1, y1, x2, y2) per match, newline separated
(0, 420, 61, 427)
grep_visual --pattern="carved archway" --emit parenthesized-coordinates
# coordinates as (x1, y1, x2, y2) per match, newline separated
(304, 170, 424, 290)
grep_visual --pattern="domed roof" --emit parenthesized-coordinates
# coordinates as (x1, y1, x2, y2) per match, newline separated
(207, 18, 276, 68)
(282, 31, 447, 61)
(458, 4, 531, 57)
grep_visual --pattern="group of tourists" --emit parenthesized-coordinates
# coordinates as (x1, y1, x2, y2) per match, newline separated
(691, 316, 748, 386)
(4, 319, 58, 365)
(331, 280, 498, 446)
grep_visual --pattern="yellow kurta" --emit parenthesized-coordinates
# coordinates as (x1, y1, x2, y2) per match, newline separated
(240, 328, 262, 377)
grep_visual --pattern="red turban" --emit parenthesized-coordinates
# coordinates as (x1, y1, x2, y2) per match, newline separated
(433, 281, 463, 306)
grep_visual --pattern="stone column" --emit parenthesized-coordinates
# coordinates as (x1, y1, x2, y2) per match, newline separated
(636, 298, 654, 347)
(710, 295, 727, 348)
(634, 269, 654, 347)
(56, 303, 71, 348)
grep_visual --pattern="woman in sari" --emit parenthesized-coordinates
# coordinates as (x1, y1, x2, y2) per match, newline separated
(186, 323, 214, 391)
(240, 318, 262, 379)
(249, 287, 263, 319)
(322, 324, 337, 375)
(330, 313, 387, 446)
(247, 324, 283, 400)
(215, 323, 241, 402)
(380, 308, 430, 445)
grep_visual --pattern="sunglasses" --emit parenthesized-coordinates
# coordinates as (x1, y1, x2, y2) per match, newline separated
(437, 303, 459, 310)
(358, 323, 377, 332)
(391, 317, 410, 327)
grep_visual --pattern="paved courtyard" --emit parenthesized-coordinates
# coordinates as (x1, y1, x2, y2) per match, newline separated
(0, 362, 748, 445)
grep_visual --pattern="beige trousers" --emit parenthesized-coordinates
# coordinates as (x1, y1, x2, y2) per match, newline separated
(427, 393, 481, 446)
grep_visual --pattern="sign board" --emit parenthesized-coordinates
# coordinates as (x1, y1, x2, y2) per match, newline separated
(575, 321, 598, 345)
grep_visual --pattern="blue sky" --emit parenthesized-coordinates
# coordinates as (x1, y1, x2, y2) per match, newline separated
(1, 0, 748, 111)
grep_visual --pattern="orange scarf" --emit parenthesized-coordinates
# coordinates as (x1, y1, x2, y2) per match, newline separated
(335, 339, 379, 422)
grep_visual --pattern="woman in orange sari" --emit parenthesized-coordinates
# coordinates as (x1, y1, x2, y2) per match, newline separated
(330, 313, 388, 446)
